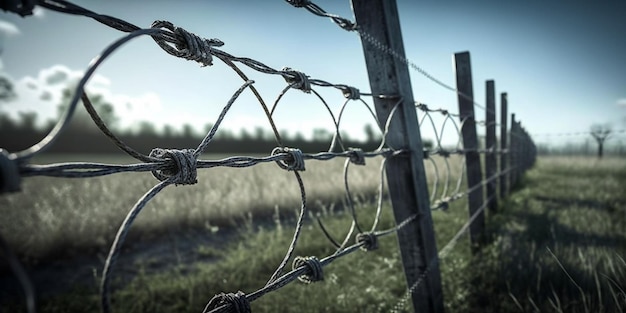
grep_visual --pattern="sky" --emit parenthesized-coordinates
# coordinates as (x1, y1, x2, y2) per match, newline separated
(1, 0, 625, 147)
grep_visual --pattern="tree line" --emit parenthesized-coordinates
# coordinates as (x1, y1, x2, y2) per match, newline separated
(0, 89, 393, 154)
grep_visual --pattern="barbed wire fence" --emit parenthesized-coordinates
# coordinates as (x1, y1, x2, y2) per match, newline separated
(1, 1, 537, 312)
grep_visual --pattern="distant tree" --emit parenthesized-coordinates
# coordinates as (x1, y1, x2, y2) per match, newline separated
(279, 129, 291, 141)
(363, 124, 377, 143)
(312, 128, 331, 142)
(203, 123, 214, 136)
(0, 74, 16, 101)
(18, 112, 37, 130)
(137, 121, 157, 136)
(163, 124, 175, 137)
(57, 86, 119, 133)
(254, 127, 268, 141)
(216, 129, 235, 140)
(340, 131, 351, 142)
(590, 124, 611, 158)
(0, 112, 17, 132)
(239, 128, 253, 141)
(293, 131, 305, 142)
(182, 123, 196, 139)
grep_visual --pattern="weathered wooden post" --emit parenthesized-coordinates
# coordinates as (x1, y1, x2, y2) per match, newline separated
(351, 1, 444, 312)
(485, 80, 497, 214)
(522, 127, 531, 172)
(453, 51, 485, 251)
(509, 114, 517, 188)
(499, 93, 508, 198)
(521, 126, 528, 172)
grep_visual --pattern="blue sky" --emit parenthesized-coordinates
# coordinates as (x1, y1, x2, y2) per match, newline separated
(1, 0, 625, 147)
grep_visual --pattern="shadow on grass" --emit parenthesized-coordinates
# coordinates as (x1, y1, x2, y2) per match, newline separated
(462, 168, 626, 312)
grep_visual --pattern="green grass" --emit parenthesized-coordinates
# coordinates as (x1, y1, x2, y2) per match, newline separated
(2, 155, 625, 312)
(467, 156, 626, 312)
(0, 154, 389, 260)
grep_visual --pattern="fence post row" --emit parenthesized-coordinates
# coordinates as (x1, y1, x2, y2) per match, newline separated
(453, 51, 485, 252)
(485, 80, 497, 214)
(499, 93, 508, 198)
(351, 1, 444, 312)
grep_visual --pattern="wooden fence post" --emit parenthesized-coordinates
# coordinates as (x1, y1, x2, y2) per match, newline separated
(520, 125, 528, 172)
(509, 114, 517, 188)
(499, 93, 508, 198)
(485, 80, 497, 214)
(351, 1, 444, 312)
(453, 51, 485, 252)
(523, 127, 532, 171)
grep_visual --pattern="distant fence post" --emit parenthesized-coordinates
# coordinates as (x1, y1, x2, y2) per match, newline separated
(520, 124, 528, 172)
(509, 114, 517, 188)
(453, 51, 485, 252)
(499, 93, 508, 198)
(529, 130, 536, 166)
(352, 1, 444, 312)
(485, 80, 497, 214)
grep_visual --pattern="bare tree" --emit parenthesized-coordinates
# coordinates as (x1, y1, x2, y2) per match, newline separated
(590, 124, 611, 158)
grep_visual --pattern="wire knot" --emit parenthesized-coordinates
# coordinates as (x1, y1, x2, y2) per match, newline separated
(203, 291, 250, 313)
(152, 20, 224, 67)
(285, 0, 310, 7)
(432, 200, 449, 211)
(356, 232, 379, 251)
(282, 67, 311, 93)
(293, 256, 323, 283)
(348, 148, 366, 165)
(341, 86, 360, 100)
(0, 149, 20, 193)
(149, 148, 198, 185)
(272, 147, 305, 171)
(335, 18, 358, 31)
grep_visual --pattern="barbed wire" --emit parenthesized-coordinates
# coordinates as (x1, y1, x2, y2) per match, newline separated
(1, 2, 537, 313)
(283, 0, 499, 117)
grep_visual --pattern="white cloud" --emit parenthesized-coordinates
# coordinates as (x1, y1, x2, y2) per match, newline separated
(6, 64, 164, 130)
(617, 98, 626, 107)
(0, 20, 19, 38)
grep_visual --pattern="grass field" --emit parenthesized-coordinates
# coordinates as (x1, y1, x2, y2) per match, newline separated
(1, 155, 625, 312)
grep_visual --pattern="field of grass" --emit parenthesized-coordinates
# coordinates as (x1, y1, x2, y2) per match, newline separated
(1, 154, 625, 312)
